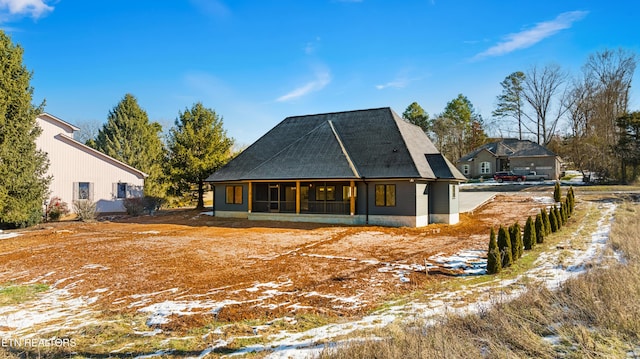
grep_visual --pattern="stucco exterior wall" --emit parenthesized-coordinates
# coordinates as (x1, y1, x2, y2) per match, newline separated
(36, 115, 146, 213)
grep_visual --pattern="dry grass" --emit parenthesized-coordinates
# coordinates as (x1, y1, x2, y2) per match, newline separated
(320, 201, 640, 359)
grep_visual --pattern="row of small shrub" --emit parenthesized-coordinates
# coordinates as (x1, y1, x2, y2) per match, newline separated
(487, 183, 576, 274)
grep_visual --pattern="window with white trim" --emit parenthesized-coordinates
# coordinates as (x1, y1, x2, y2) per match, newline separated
(480, 161, 491, 174)
(462, 164, 470, 176)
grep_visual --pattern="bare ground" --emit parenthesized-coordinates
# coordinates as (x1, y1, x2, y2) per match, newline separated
(0, 193, 550, 333)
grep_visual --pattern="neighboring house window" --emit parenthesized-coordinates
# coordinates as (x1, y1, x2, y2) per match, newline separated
(74, 182, 93, 201)
(375, 184, 396, 207)
(480, 162, 491, 174)
(117, 183, 127, 199)
(316, 185, 336, 201)
(226, 185, 243, 204)
(462, 164, 470, 176)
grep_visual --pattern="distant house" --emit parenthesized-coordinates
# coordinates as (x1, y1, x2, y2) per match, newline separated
(35, 113, 147, 213)
(456, 139, 562, 180)
(205, 108, 466, 227)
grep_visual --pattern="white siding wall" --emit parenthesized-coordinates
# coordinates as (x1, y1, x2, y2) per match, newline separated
(35, 115, 145, 213)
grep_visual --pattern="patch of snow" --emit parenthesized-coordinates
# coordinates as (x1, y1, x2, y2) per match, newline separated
(0, 231, 20, 240)
(135, 230, 161, 235)
(82, 264, 110, 270)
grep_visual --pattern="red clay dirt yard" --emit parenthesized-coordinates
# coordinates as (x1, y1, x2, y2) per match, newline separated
(0, 192, 553, 353)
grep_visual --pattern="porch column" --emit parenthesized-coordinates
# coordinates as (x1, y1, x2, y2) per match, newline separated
(296, 181, 301, 214)
(350, 180, 355, 216)
(247, 181, 252, 213)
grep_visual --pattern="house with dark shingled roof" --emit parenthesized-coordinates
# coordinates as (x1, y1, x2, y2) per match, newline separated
(456, 139, 562, 180)
(205, 107, 466, 227)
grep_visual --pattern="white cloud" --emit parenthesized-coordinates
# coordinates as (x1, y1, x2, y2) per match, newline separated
(375, 70, 422, 90)
(474, 10, 588, 60)
(276, 68, 331, 102)
(0, 0, 53, 19)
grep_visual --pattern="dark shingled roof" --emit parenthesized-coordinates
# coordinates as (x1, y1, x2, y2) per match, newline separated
(206, 107, 466, 182)
(458, 139, 558, 162)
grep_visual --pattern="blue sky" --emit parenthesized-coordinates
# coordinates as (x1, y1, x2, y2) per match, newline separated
(3, 0, 640, 146)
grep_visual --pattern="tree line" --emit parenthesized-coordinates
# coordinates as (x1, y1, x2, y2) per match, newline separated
(0, 30, 233, 228)
(402, 48, 639, 183)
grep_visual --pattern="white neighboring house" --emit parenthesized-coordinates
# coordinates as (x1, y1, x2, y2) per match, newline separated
(35, 113, 147, 213)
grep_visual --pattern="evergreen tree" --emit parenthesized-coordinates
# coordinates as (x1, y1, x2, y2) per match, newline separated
(167, 102, 234, 209)
(509, 222, 523, 260)
(541, 208, 551, 235)
(497, 225, 513, 268)
(553, 181, 562, 202)
(0, 31, 50, 228)
(549, 207, 558, 232)
(535, 213, 545, 244)
(91, 94, 166, 197)
(487, 227, 502, 274)
(402, 102, 430, 133)
(554, 206, 563, 229)
(523, 216, 536, 250)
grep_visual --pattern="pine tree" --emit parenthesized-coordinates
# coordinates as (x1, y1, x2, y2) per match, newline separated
(167, 102, 234, 209)
(487, 227, 502, 274)
(535, 213, 545, 244)
(497, 225, 513, 268)
(0, 31, 50, 228)
(553, 181, 562, 203)
(91, 94, 167, 198)
(509, 222, 523, 260)
(524, 216, 536, 250)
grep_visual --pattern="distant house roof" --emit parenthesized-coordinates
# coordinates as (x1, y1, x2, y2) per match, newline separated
(458, 139, 558, 162)
(207, 107, 466, 182)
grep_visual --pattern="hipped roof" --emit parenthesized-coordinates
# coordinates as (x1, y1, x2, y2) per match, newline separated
(207, 107, 465, 182)
(458, 139, 558, 162)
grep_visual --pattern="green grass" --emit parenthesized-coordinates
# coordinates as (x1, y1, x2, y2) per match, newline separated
(0, 282, 49, 305)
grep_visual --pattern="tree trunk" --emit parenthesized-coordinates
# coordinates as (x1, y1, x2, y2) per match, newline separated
(197, 180, 205, 210)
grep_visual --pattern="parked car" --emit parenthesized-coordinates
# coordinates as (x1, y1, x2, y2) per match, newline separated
(523, 171, 549, 181)
(493, 171, 526, 183)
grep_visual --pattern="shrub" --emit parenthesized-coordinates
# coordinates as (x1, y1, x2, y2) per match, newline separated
(497, 225, 512, 268)
(142, 196, 165, 215)
(47, 196, 70, 221)
(535, 213, 545, 244)
(553, 181, 561, 202)
(541, 208, 551, 235)
(509, 222, 523, 260)
(487, 227, 501, 274)
(523, 216, 536, 250)
(123, 197, 144, 216)
(73, 200, 97, 222)
(549, 207, 558, 233)
(554, 206, 563, 229)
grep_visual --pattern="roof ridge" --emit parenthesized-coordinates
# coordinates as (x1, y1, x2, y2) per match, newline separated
(327, 120, 361, 178)
(284, 107, 392, 120)
(389, 108, 423, 177)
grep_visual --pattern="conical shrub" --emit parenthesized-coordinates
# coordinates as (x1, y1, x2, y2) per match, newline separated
(524, 216, 536, 250)
(535, 213, 545, 244)
(497, 225, 513, 268)
(487, 227, 502, 274)
(549, 207, 558, 233)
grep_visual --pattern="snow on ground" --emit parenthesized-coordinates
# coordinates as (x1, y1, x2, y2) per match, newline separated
(0, 231, 20, 240)
(231, 202, 617, 359)
(0, 200, 619, 359)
